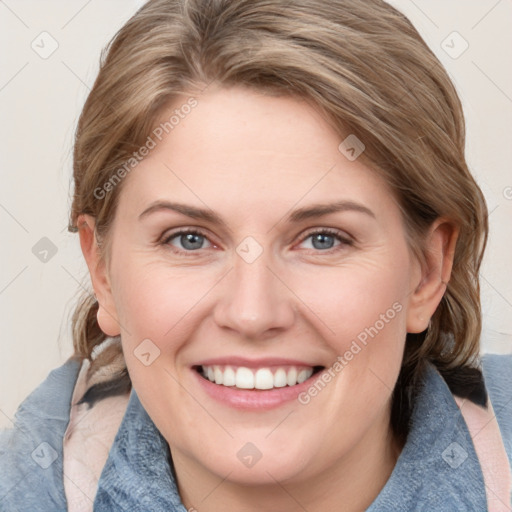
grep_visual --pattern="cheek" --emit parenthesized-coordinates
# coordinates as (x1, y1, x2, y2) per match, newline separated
(290, 256, 410, 414)
(109, 259, 211, 415)
(293, 261, 409, 351)
(110, 256, 212, 348)
(109, 256, 241, 402)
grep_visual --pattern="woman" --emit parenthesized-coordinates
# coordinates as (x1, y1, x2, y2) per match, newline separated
(1, 0, 510, 510)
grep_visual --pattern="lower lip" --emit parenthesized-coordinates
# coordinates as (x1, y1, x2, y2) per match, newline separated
(193, 369, 320, 410)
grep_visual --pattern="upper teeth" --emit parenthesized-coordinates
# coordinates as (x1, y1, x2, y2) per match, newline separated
(201, 365, 314, 390)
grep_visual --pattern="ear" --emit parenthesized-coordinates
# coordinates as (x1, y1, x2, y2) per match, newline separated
(77, 214, 121, 337)
(406, 219, 459, 333)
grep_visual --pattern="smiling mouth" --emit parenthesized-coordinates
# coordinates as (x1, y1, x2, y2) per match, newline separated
(194, 365, 324, 390)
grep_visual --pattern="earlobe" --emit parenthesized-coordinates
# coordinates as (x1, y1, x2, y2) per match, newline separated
(406, 219, 459, 333)
(77, 214, 121, 337)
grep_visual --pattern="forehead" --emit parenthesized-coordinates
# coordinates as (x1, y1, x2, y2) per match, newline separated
(118, 87, 396, 222)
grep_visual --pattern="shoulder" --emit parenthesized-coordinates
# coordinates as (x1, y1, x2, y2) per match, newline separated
(0, 356, 81, 439)
(15, 357, 82, 421)
(481, 353, 512, 459)
(481, 353, 512, 402)
(0, 357, 82, 511)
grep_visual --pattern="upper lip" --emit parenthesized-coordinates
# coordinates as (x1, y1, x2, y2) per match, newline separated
(193, 357, 324, 368)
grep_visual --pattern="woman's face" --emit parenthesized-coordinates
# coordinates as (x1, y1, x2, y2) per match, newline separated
(91, 86, 428, 488)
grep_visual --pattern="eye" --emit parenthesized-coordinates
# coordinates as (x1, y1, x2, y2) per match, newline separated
(162, 229, 213, 252)
(297, 229, 353, 252)
(159, 227, 352, 255)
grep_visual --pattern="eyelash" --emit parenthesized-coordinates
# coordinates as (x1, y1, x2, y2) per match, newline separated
(159, 227, 354, 256)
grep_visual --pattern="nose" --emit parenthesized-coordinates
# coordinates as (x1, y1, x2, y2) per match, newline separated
(213, 248, 296, 340)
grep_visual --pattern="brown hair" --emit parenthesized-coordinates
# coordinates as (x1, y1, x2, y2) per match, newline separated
(68, 0, 488, 439)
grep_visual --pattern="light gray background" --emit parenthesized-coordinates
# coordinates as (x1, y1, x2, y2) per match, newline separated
(1, 0, 511, 429)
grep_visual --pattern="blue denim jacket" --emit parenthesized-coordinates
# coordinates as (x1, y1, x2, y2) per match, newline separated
(1, 354, 511, 511)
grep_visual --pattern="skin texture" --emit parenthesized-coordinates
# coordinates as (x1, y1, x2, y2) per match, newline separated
(79, 85, 457, 511)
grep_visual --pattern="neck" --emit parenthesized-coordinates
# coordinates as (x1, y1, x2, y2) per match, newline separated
(172, 409, 402, 512)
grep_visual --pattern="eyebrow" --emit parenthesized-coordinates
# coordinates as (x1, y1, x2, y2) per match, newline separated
(138, 201, 227, 226)
(138, 200, 375, 224)
(288, 200, 375, 222)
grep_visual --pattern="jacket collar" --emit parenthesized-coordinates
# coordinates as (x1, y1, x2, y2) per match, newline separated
(93, 389, 186, 511)
(367, 362, 486, 511)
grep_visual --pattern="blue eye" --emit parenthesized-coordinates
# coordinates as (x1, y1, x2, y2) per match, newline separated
(160, 228, 352, 255)
(164, 230, 212, 251)
(305, 232, 337, 250)
(298, 229, 352, 251)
